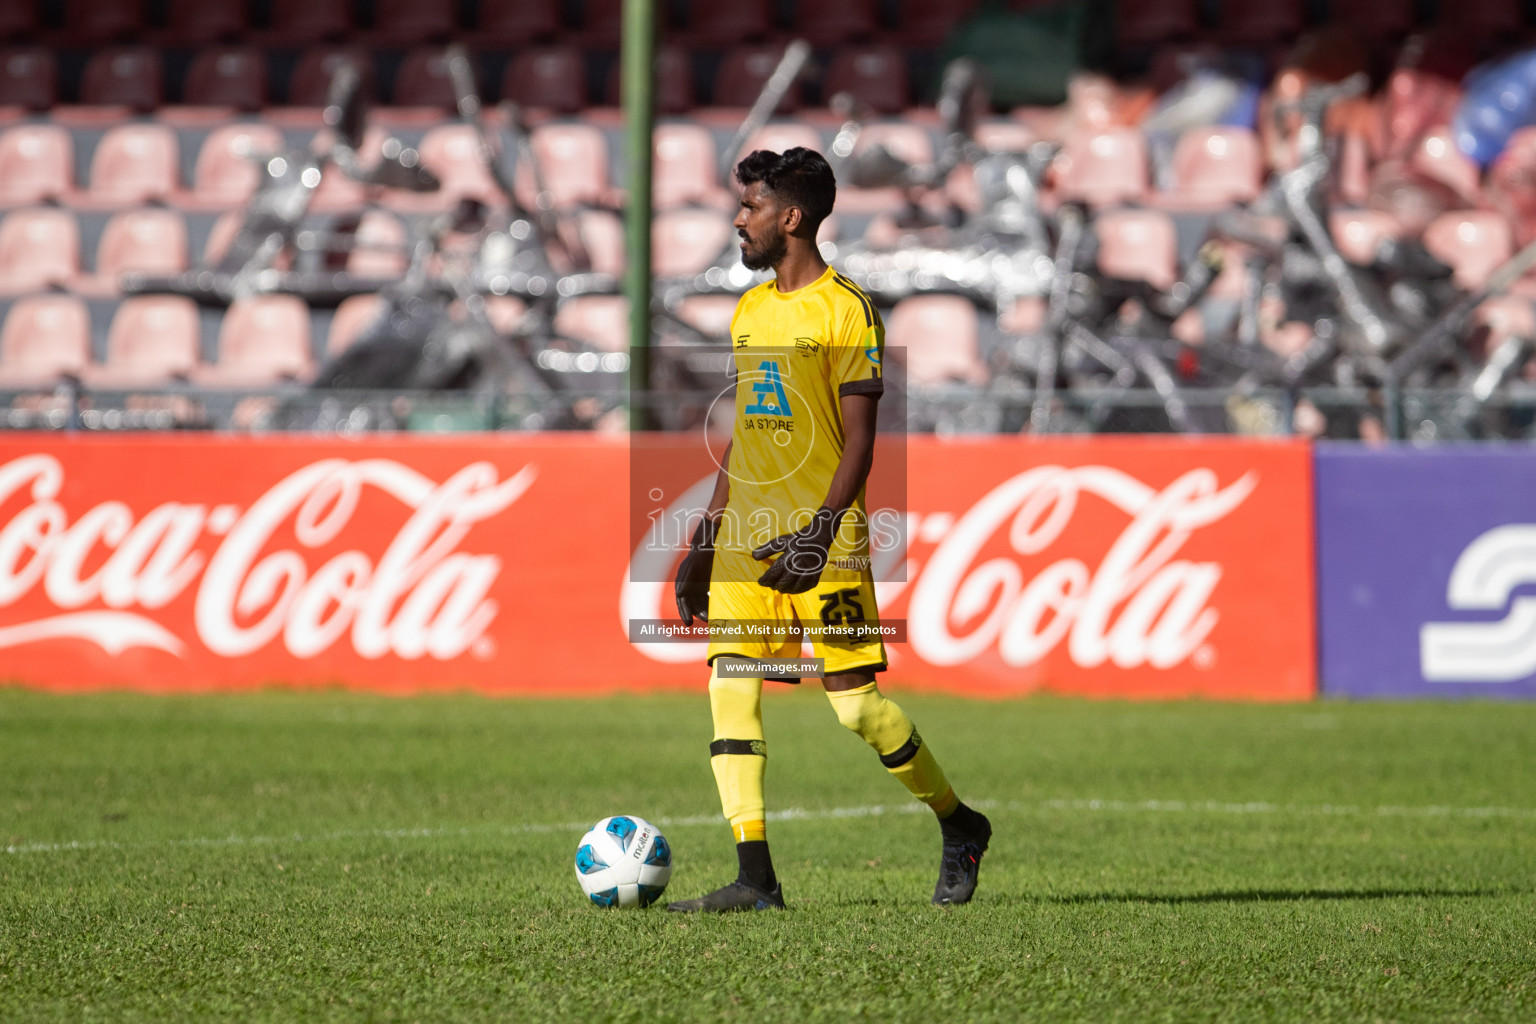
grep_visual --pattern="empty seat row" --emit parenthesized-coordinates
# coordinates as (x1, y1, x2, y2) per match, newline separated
(0, 293, 312, 387)
(0, 42, 925, 115)
(0, 289, 998, 391)
(0, 206, 410, 294)
(0, 0, 981, 49)
(0, 119, 799, 212)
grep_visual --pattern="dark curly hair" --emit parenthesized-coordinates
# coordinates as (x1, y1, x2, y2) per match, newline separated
(734, 147, 837, 231)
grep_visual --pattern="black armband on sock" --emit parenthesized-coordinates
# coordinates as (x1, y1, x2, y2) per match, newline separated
(710, 738, 767, 757)
(878, 730, 922, 768)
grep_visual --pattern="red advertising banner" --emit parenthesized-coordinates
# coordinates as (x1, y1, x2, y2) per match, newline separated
(0, 434, 1314, 700)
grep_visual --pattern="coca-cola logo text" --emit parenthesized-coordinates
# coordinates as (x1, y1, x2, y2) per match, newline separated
(625, 464, 1256, 674)
(0, 455, 535, 661)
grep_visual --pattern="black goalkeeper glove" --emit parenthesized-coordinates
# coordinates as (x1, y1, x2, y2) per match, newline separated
(752, 507, 844, 594)
(674, 516, 718, 623)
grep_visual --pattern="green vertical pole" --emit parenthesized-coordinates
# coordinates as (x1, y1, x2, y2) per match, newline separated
(623, 0, 655, 431)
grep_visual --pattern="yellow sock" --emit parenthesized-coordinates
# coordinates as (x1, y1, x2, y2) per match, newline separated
(708, 661, 767, 832)
(826, 682, 955, 810)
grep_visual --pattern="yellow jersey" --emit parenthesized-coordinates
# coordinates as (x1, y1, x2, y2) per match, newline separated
(718, 266, 884, 576)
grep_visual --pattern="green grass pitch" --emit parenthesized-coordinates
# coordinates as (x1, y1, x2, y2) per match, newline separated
(2, 686, 1535, 1023)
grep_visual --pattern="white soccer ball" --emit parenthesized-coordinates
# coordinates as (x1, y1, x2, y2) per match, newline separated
(574, 815, 673, 908)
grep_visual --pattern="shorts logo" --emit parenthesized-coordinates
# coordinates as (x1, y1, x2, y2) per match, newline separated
(744, 359, 792, 416)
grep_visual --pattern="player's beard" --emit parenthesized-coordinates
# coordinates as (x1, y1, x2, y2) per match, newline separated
(739, 228, 787, 271)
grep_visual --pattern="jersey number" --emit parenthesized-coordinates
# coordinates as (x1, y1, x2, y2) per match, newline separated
(819, 588, 865, 626)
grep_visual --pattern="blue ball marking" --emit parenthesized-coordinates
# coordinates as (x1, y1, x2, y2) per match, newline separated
(644, 834, 671, 867)
(637, 883, 668, 908)
(588, 886, 620, 908)
(605, 816, 638, 853)
(575, 843, 607, 875)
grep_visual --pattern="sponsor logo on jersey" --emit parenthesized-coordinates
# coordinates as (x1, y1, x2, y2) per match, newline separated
(794, 337, 821, 356)
(743, 359, 792, 416)
(735, 334, 750, 349)
(1420, 524, 1536, 682)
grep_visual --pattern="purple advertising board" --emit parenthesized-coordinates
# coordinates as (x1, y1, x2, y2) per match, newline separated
(1317, 445, 1536, 699)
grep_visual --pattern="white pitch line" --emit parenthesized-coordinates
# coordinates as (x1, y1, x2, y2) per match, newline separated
(7, 797, 1536, 857)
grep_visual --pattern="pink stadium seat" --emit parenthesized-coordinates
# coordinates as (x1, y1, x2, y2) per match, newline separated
(514, 124, 611, 210)
(1424, 211, 1514, 289)
(483, 295, 528, 336)
(1095, 209, 1178, 290)
(1053, 128, 1148, 207)
(0, 125, 71, 204)
(1327, 0, 1415, 39)
(183, 47, 268, 110)
(570, 210, 624, 277)
(674, 295, 737, 338)
(158, 0, 246, 44)
(684, 0, 773, 46)
(502, 46, 587, 114)
(84, 296, 201, 386)
(326, 293, 383, 355)
(654, 124, 727, 209)
(391, 47, 459, 110)
(262, 0, 353, 45)
(554, 295, 629, 352)
(202, 210, 244, 266)
(791, 0, 878, 45)
(0, 208, 79, 294)
(822, 46, 911, 115)
(975, 122, 1036, 152)
(1115, 0, 1199, 47)
(0, 1, 38, 42)
(735, 123, 822, 169)
(307, 126, 383, 213)
(1413, 127, 1481, 204)
(0, 294, 90, 386)
(652, 209, 733, 277)
(198, 294, 313, 385)
(475, 0, 563, 46)
(1163, 126, 1264, 207)
(85, 124, 179, 207)
(836, 123, 934, 213)
(347, 209, 407, 278)
(369, 0, 457, 43)
(79, 46, 163, 111)
(0, 49, 55, 111)
(286, 47, 375, 107)
(63, 0, 144, 43)
(410, 125, 504, 209)
(1330, 209, 1400, 265)
(886, 295, 986, 386)
(890, 0, 979, 47)
(712, 46, 803, 111)
(90, 208, 188, 292)
(188, 123, 284, 208)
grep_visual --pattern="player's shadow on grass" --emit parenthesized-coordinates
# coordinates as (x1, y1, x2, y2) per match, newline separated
(1040, 887, 1514, 905)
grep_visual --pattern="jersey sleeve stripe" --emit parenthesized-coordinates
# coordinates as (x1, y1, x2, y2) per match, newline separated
(832, 274, 875, 328)
(839, 378, 885, 397)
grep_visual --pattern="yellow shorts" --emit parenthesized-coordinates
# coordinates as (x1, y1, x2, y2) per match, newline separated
(706, 545, 887, 678)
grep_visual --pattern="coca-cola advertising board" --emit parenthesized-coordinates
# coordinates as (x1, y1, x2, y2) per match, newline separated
(0, 434, 1313, 700)
(1316, 446, 1536, 698)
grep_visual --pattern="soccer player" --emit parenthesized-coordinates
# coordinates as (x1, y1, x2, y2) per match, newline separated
(667, 147, 991, 913)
